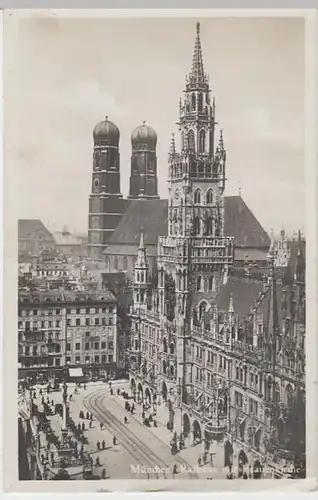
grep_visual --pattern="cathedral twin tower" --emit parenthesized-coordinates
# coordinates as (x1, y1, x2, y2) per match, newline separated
(88, 118, 159, 259)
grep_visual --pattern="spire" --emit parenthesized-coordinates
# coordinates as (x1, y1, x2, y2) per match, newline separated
(136, 226, 148, 270)
(219, 129, 224, 150)
(267, 257, 279, 344)
(170, 133, 176, 155)
(189, 22, 205, 86)
(295, 229, 304, 284)
(139, 226, 145, 250)
(228, 293, 234, 314)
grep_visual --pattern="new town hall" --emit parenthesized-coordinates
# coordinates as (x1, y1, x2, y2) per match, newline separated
(88, 24, 306, 477)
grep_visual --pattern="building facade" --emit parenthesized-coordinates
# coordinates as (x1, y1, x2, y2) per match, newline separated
(18, 219, 56, 259)
(127, 23, 306, 478)
(18, 290, 120, 380)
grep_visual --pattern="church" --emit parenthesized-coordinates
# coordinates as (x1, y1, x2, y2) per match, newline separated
(87, 24, 270, 274)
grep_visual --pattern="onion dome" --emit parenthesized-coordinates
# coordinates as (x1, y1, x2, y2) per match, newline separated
(93, 116, 120, 146)
(131, 121, 157, 149)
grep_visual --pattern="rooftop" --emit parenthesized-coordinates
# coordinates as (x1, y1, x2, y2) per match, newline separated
(18, 219, 55, 241)
(105, 196, 270, 249)
(18, 288, 116, 305)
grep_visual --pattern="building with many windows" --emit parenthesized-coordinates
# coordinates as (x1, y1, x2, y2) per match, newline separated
(18, 289, 121, 381)
(127, 23, 306, 479)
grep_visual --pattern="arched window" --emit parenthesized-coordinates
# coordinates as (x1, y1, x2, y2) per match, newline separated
(114, 256, 118, 271)
(199, 130, 206, 153)
(123, 256, 128, 271)
(199, 301, 207, 319)
(137, 271, 140, 282)
(198, 93, 203, 111)
(206, 217, 213, 236)
(191, 93, 196, 111)
(208, 276, 215, 291)
(188, 130, 195, 152)
(140, 271, 144, 282)
(181, 131, 185, 149)
(196, 275, 202, 291)
(194, 217, 201, 235)
(194, 189, 201, 204)
(206, 189, 213, 204)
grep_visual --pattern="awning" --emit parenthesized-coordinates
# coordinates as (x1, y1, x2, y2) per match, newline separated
(69, 368, 84, 378)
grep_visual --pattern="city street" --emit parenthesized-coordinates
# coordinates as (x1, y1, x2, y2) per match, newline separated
(31, 381, 227, 480)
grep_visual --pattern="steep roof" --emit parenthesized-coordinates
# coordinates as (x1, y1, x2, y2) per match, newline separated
(216, 276, 263, 318)
(18, 219, 55, 242)
(283, 239, 306, 286)
(106, 196, 270, 249)
(107, 199, 168, 246)
(224, 196, 270, 248)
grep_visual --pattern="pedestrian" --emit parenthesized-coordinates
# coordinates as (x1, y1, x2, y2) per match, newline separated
(78, 423, 81, 431)
(84, 383, 87, 390)
(124, 416, 128, 424)
(89, 420, 92, 429)
(198, 456, 202, 467)
(100, 422, 104, 430)
(47, 397, 50, 404)
(69, 394, 73, 401)
(90, 414, 93, 421)
(102, 440, 106, 450)
(173, 464, 178, 475)
(41, 396, 45, 405)
(97, 440, 100, 451)
(117, 388, 120, 396)
(96, 457, 100, 467)
(101, 468, 106, 479)
(110, 388, 113, 395)
(51, 399, 54, 406)
(82, 422, 85, 432)
(86, 411, 89, 420)
(142, 411, 145, 420)
(113, 436, 117, 446)
(33, 391, 36, 399)
(39, 389, 43, 396)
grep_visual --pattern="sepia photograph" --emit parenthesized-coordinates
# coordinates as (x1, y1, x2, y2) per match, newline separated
(3, 8, 316, 493)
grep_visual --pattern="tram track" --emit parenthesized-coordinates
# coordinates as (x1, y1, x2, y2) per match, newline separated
(83, 389, 198, 479)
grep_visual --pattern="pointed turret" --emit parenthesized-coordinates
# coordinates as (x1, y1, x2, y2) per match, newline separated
(219, 129, 224, 151)
(267, 257, 279, 351)
(228, 293, 234, 314)
(189, 22, 206, 87)
(133, 228, 149, 311)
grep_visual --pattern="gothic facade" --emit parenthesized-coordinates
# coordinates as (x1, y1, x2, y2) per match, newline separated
(127, 23, 306, 479)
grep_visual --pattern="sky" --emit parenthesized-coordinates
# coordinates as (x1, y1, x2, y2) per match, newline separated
(9, 15, 305, 237)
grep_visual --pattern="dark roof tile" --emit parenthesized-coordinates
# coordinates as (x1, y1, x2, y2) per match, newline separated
(106, 196, 270, 249)
(18, 219, 55, 241)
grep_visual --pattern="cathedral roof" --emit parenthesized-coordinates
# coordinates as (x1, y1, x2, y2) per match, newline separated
(107, 199, 168, 246)
(216, 276, 263, 318)
(224, 196, 270, 249)
(105, 196, 270, 250)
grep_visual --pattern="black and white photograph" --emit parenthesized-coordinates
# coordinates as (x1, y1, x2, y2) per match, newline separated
(3, 9, 316, 493)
